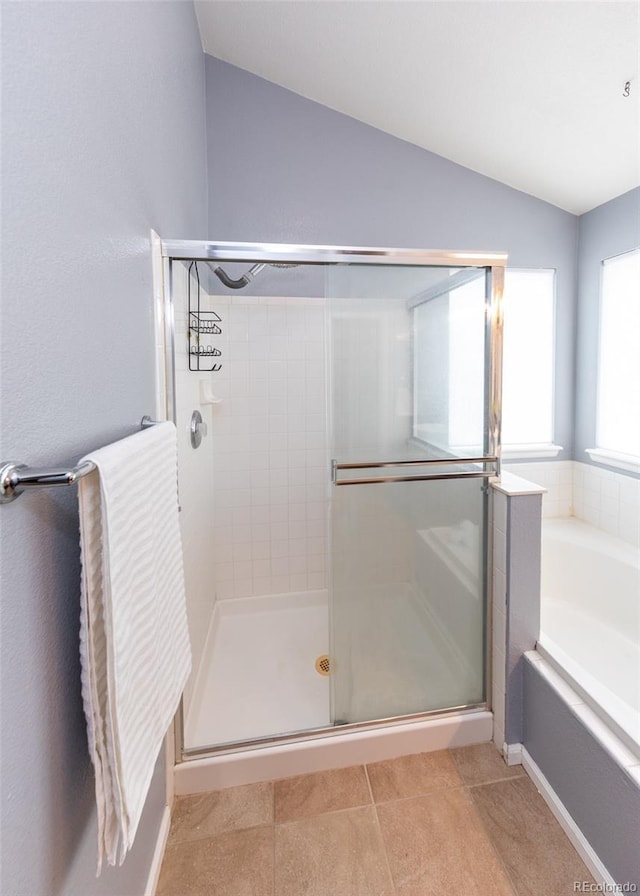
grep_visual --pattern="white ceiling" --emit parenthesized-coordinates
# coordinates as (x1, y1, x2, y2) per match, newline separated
(195, 0, 640, 215)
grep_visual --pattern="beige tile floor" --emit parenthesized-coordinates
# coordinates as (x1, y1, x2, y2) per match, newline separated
(157, 743, 596, 895)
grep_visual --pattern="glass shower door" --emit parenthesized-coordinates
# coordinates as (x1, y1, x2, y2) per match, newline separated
(327, 263, 499, 725)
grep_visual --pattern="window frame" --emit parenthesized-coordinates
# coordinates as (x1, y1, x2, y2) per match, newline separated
(500, 267, 560, 459)
(587, 247, 640, 473)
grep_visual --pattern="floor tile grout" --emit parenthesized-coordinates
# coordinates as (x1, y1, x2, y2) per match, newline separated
(363, 762, 375, 805)
(275, 800, 375, 826)
(466, 771, 527, 788)
(465, 784, 521, 896)
(272, 805, 276, 896)
(371, 800, 399, 895)
(167, 819, 274, 847)
(466, 782, 522, 896)
(365, 780, 468, 808)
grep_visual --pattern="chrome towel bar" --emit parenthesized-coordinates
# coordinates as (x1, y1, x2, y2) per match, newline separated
(0, 416, 162, 505)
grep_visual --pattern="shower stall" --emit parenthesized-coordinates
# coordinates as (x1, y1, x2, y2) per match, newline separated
(159, 241, 506, 764)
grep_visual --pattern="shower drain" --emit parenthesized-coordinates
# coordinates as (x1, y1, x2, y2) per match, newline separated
(315, 655, 331, 676)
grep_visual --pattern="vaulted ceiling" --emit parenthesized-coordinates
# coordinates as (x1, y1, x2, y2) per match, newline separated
(195, 0, 640, 215)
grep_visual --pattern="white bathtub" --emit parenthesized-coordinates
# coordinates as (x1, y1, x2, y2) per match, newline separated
(539, 518, 640, 755)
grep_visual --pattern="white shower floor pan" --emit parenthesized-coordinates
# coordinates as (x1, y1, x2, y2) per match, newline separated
(184, 591, 331, 750)
(178, 588, 492, 793)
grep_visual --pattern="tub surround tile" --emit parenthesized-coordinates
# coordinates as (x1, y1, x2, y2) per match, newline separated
(493, 567, 507, 612)
(366, 749, 462, 803)
(469, 776, 596, 896)
(450, 743, 525, 787)
(377, 787, 515, 895)
(493, 605, 507, 656)
(504, 492, 543, 746)
(274, 765, 371, 823)
(157, 825, 274, 896)
(493, 705, 505, 752)
(493, 526, 507, 575)
(275, 806, 395, 896)
(494, 491, 508, 534)
(493, 645, 506, 702)
(168, 782, 273, 844)
(572, 461, 640, 546)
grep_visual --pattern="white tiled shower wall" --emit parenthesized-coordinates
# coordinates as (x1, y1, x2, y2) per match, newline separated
(203, 293, 329, 600)
(174, 278, 429, 609)
(503, 460, 640, 546)
(173, 266, 218, 705)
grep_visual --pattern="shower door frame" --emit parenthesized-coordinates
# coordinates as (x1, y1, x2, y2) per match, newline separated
(160, 239, 506, 762)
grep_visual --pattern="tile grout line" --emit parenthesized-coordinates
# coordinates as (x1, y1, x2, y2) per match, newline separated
(465, 771, 527, 788)
(274, 779, 473, 827)
(276, 799, 375, 826)
(271, 781, 276, 896)
(167, 819, 274, 847)
(363, 763, 375, 805)
(367, 784, 399, 895)
(465, 782, 522, 896)
(366, 781, 469, 809)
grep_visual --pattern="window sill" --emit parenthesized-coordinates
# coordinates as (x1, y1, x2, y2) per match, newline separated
(501, 444, 563, 460)
(585, 448, 640, 474)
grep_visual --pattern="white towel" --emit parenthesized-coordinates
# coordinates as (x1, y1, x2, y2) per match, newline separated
(78, 421, 191, 871)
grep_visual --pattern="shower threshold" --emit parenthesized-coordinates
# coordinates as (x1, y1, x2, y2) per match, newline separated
(175, 705, 493, 794)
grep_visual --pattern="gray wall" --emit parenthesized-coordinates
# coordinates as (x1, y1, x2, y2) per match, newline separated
(0, 3, 207, 895)
(205, 55, 578, 458)
(575, 187, 640, 471)
(524, 659, 640, 886)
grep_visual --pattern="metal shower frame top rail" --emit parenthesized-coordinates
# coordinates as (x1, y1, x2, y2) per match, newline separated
(162, 239, 508, 270)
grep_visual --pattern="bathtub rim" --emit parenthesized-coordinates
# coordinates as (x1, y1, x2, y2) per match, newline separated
(525, 650, 640, 774)
(542, 515, 639, 570)
(537, 637, 639, 760)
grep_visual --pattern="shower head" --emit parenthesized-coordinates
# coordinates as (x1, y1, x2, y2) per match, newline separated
(206, 260, 301, 290)
(206, 261, 265, 290)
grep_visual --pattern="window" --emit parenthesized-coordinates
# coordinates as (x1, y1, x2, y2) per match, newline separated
(590, 248, 640, 469)
(411, 267, 557, 457)
(501, 269, 556, 454)
(412, 270, 486, 454)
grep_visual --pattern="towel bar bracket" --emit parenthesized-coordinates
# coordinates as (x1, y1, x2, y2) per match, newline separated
(1, 417, 162, 505)
(0, 460, 97, 503)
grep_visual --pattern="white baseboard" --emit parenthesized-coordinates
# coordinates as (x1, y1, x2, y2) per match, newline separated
(521, 746, 616, 888)
(502, 742, 523, 766)
(143, 805, 171, 896)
